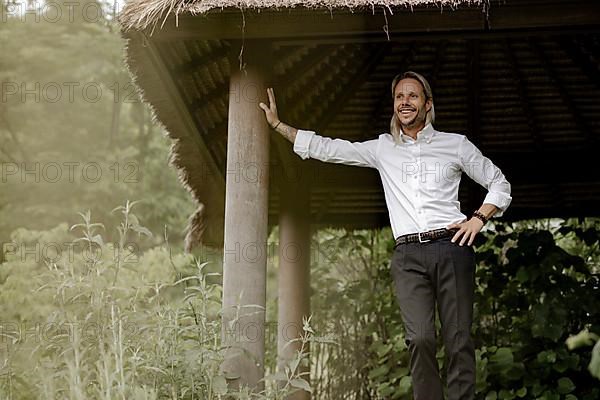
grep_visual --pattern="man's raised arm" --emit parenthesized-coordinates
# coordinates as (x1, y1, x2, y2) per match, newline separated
(259, 88, 379, 169)
(259, 87, 299, 143)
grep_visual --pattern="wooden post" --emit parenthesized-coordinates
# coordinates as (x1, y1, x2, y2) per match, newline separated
(221, 40, 271, 392)
(278, 177, 311, 399)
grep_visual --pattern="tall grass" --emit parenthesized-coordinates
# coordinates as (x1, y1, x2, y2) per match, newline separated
(0, 202, 319, 399)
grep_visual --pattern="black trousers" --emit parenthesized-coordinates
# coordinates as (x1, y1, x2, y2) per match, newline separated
(390, 235, 476, 400)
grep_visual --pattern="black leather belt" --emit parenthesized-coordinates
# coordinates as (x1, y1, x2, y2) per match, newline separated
(394, 227, 459, 248)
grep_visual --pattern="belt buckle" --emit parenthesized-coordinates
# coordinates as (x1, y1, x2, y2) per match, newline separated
(418, 231, 431, 243)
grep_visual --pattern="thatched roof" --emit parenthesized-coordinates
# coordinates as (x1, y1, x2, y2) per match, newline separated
(119, 0, 600, 251)
(120, 0, 483, 33)
(119, 0, 484, 251)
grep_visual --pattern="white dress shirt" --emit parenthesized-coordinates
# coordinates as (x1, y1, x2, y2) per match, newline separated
(292, 123, 512, 240)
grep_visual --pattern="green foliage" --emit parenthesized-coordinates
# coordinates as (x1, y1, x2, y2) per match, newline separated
(308, 228, 413, 399)
(1, 212, 599, 399)
(0, 1, 195, 248)
(0, 204, 322, 399)
(471, 219, 599, 400)
(306, 219, 600, 399)
(566, 329, 600, 380)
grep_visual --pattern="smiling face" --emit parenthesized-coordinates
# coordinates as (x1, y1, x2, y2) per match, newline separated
(393, 77, 433, 132)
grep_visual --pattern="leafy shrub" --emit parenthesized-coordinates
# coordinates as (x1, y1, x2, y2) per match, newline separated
(472, 220, 599, 400)
(307, 219, 600, 400)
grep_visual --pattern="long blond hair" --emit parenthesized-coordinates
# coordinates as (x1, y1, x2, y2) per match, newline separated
(389, 71, 435, 144)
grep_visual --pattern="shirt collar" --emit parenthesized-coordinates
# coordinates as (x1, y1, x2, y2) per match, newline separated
(400, 123, 435, 144)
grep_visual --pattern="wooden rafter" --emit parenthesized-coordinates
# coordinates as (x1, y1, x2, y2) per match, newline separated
(430, 40, 447, 90)
(502, 38, 566, 211)
(467, 39, 480, 145)
(277, 45, 340, 88)
(314, 190, 336, 224)
(505, 39, 561, 212)
(504, 38, 543, 150)
(315, 43, 391, 132)
(286, 45, 354, 129)
(466, 39, 482, 213)
(146, 35, 225, 185)
(527, 37, 599, 208)
(286, 46, 349, 124)
(189, 81, 228, 114)
(558, 36, 600, 92)
(173, 44, 230, 74)
(162, 44, 228, 170)
(272, 26, 600, 47)
(528, 37, 597, 146)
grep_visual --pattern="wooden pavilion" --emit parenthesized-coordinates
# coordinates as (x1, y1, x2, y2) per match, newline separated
(119, 0, 600, 395)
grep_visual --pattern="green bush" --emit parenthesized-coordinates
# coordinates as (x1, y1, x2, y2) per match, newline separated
(472, 220, 599, 400)
(307, 219, 600, 400)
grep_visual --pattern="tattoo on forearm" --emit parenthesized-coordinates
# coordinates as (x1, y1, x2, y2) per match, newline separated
(275, 122, 298, 144)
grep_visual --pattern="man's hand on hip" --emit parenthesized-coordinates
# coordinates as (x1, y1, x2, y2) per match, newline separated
(447, 218, 484, 246)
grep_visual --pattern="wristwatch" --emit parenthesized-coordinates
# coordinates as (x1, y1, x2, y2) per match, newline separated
(472, 210, 488, 224)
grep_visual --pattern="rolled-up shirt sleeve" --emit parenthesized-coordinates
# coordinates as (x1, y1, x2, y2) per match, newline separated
(292, 129, 379, 169)
(458, 136, 512, 217)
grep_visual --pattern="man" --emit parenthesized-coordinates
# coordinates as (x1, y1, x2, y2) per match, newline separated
(259, 71, 512, 400)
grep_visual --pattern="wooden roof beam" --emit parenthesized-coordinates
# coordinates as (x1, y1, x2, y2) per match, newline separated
(162, 49, 228, 170)
(279, 46, 346, 109)
(467, 39, 482, 212)
(276, 45, 340, 87)
(486, 0, 600, 31)
(527, 37, 596, 212)
(173, 44, 230, 75)
(467, 39, 480, 145)
(503, 38, 564, 210)
(314, 43, 391, 132)
(189, 81, 229, 113)
(504, 38, 543, 150)
(268, 45, 333, 126)
(188, 45, 331, 132)
(263, 86, 320, 199)
(430, 40, 447, 90)
(528, 38, 598, 147)
(314, 189, 335, 224)
(558, 36, 600, 92)
(286, 44, 355, 127)
(271, 26, 600, 46)
(144, 34, 225, 186)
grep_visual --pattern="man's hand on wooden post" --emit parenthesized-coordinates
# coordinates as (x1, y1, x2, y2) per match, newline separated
(259, 87, 280, 128)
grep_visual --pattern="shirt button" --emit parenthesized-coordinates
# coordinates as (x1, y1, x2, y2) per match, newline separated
(413, 175, 417, 180)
